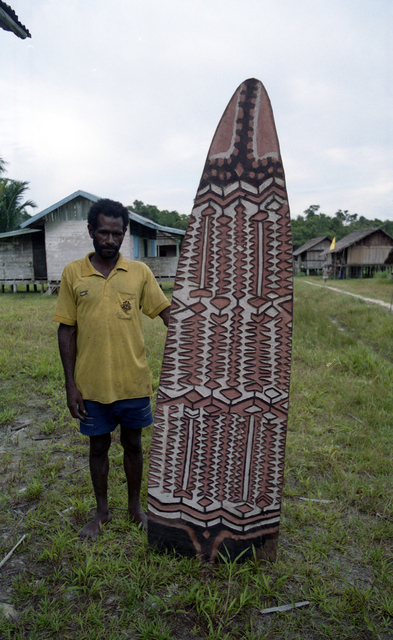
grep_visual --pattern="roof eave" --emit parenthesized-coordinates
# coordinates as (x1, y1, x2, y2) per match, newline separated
(0, 4, 31, 39)
(21, 190, 101, 228)
(21, 190, 186, 236)
(0, 228, 42, 239)
(128, 211, 186, 236)
(293, 235, 331, 256)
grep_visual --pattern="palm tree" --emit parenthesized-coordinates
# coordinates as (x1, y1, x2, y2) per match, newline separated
(0, 157, 7, 175)
(0, 178, 37, 233)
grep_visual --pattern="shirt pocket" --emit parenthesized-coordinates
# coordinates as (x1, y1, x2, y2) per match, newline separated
(116, 292, 136, 320)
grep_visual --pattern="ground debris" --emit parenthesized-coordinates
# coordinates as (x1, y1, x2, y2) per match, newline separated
(0, 602, 19, 621)
(260, 601, 310, 615)
(0, 534, 27, 569)
(298, 497, 334, 504)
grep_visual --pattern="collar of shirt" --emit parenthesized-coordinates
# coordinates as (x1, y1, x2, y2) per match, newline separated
(81, 252, 129, 277)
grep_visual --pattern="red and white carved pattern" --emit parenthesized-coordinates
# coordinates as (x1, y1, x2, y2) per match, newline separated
(148, 79, 293, 559)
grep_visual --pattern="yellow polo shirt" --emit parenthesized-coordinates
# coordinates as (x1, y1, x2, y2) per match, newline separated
(53, 253, 170, 404)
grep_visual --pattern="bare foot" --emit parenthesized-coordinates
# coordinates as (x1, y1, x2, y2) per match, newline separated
(129, 508, 148, 532)
(79, 510, 112, 541)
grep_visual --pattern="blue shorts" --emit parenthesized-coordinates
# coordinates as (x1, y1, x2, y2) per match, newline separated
(80, 398, 153, 437)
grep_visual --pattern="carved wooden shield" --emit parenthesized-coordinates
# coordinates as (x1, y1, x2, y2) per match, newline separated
(148, 78, 293, 563)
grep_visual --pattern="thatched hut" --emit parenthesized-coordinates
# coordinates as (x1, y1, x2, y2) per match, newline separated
(293, 236, 332, 274)
(322, 228, 393, 278)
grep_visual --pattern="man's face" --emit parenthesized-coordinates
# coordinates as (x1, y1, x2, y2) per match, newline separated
(88, 214, 125, 261)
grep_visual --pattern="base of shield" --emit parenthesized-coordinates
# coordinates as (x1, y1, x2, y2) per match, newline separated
(148, 518, 279, 564)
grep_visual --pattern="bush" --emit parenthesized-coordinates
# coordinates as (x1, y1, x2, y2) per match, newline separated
(373, 269, 393, 284)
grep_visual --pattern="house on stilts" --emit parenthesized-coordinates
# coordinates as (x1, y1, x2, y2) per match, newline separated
(293, 236, 332, 275)
(321, 228, 393, 279)
(0, 191, 186, 292)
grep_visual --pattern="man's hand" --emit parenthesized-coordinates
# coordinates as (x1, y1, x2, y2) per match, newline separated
(159, 305, 171, 327)
(66, 382, 87, 420)
(58, 323, 86, 420)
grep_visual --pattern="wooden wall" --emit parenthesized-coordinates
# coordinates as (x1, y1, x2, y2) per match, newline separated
(139, 256, 179, 278)
(0, 235, 35, 280)
(45, 219, 94, 281)
(296, 239, 331, 272)
(345, 232, 393, 265)
(348, 245, 392, 265)
(45, 219, 136, 280)
(302, 249, 326, 269)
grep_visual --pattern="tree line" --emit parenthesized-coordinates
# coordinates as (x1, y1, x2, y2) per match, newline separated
(127, 199, 189, 230)
(291, 205, 393, 250)
(1, 159, 392, 247)
(130, 201, 393, 250)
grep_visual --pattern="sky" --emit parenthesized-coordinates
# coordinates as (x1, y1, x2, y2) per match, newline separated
(1, 0, 392, 221)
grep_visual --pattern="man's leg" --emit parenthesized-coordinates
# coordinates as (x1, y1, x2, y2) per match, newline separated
(80, 432, 112, 540)
(120, 426, 147, 531)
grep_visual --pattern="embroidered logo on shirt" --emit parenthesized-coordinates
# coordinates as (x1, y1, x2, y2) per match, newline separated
(121, 300, 132, 311)
(80, 290, 89, 297)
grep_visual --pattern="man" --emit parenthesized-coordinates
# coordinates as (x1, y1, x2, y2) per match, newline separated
(53, 198, 170, 540)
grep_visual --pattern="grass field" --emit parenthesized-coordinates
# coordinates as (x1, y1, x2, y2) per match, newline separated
(0, 277, 392, 639)
(300, 271, 393, 305)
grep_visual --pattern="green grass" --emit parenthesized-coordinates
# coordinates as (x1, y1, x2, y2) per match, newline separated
(305, 273, 393, 304)
(0, 282, 392, 639)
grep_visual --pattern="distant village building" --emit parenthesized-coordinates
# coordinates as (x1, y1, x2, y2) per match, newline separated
(384, 248, 393, 267)
(322, 228, 393, 278)
(293, 236, 332, 275)
(0, 228, 46, 286)
(0, 191, 185, 292)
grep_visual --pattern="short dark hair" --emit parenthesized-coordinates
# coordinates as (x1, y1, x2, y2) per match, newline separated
(88, 199, 129, 232)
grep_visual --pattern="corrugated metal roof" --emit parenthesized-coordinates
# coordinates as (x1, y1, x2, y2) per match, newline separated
(21, 190, 100, 228)
(0, 1, 31, 39)
(21, 190, 186, 236)
(0, 228, 42, 239)
(293, 235, 331, 256)
(128, 210, 185, 236)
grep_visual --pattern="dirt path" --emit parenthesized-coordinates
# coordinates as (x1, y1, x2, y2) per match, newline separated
(304, 280, 392, 310)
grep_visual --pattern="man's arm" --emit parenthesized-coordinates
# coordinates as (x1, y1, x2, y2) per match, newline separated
(159, 305, 171, 327)
(58, 323, 86, 420)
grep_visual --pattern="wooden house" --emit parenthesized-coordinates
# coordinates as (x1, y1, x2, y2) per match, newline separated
(127, 209, 184, 279)
(0, 190, 185, 291)
(0, 228, 46, 291)
(293, 236, 332, 274)
(384, 248, 393, 266)
(322, 228, 393, 278)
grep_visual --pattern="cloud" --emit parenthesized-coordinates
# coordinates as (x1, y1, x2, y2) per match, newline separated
(0, 0, 392, 220)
